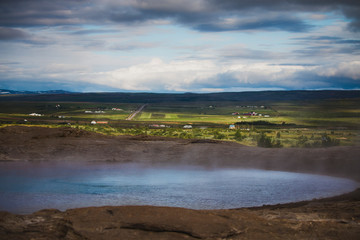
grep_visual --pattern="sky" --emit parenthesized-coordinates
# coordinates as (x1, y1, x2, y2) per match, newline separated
(0, 0, 359, 93)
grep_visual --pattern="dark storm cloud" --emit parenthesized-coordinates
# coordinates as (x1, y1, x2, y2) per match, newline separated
(0, 0, 360, 32)
(0, 27, 28, 40)
(0, 0, 84, 27)
(209, 0, 360, 10)
(291, 73, 360, 89)
(0, 79, 122, 92)
(191, 69, 360, 90)
(343, 8, 360, 32)
(208, 0, 360, 31)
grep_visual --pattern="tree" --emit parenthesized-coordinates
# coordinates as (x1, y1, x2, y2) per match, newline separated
(234, 130, 243, 141)
(276, 132, 281, 138)
(257, 132, 273, 148)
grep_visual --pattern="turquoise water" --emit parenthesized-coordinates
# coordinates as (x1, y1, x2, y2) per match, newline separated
(0, 163, 358, 214)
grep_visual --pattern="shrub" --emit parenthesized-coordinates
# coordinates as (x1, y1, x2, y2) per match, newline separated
(234, 130, 244, 141)
(214, 131, 226, 139)
(321, 134, 340, 147)
(257, 133, 273, 148)
(257, 132, 282, 148)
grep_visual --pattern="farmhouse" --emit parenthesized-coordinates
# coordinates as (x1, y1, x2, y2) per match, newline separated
(29, 113, 43, 116)
(243, 112, 257, 116)
(91, 121, 108, 124)
(149, 124, 168, 128)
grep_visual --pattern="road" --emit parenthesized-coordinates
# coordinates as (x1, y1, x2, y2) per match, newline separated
(126, 104, 148, 120)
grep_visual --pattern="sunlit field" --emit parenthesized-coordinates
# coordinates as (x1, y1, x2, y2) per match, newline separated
(0, 93, 359, 147)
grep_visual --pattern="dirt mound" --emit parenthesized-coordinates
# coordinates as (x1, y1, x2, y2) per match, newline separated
(1, 189, 359, 240)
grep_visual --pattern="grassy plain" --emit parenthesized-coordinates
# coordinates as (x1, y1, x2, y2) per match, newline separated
(0, 93, 359, 147)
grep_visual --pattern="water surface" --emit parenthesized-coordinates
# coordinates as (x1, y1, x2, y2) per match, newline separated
(0, 162, 358, 214)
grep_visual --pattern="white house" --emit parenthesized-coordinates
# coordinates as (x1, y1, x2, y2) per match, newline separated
(29, 113, 42, 116)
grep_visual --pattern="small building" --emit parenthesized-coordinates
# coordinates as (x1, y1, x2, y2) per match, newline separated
(29, 113, 42, 116)
(183, 125, 192, 129)
(229, 124, 236, 129)
(264, 115, 270, 118)
(243, 112, 257, 116)
(91, 120, 97, 125)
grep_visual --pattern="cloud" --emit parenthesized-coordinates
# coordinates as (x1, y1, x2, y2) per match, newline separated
(74, 58, 359, 91)
(0, 27, 28, 40)
(289, 35, 360, 60)
(194, 15, 311, 32)
(316, 61, 360, 80)
(0, 0, 83, 27)
(220, 45, 285, 60)
(293, 35, 360, 45)
(110, 42, 158, 51)
(0, 1, 359, 93)
(342, 6, 360, 32)
(0, 0, 359, 32)
(0, 79, 121, 92)
(1, 57, 359, 92)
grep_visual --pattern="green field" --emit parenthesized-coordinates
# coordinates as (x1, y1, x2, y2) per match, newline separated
(0, 91, 359, 147)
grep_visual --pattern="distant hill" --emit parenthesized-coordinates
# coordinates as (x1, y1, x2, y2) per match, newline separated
(0, 90, 359, 103)
(0, 89, 72, 95)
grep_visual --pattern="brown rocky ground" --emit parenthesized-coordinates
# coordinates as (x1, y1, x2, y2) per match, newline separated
(0, 126, 359, 239)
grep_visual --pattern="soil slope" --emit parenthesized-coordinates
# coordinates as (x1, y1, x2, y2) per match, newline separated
(1, 126, 359, 180)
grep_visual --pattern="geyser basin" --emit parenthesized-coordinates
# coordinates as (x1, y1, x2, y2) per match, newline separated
(0, 163, 358, 214)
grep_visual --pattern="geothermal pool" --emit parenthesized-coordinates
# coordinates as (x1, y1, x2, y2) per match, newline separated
(0, 163, 358, 214)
